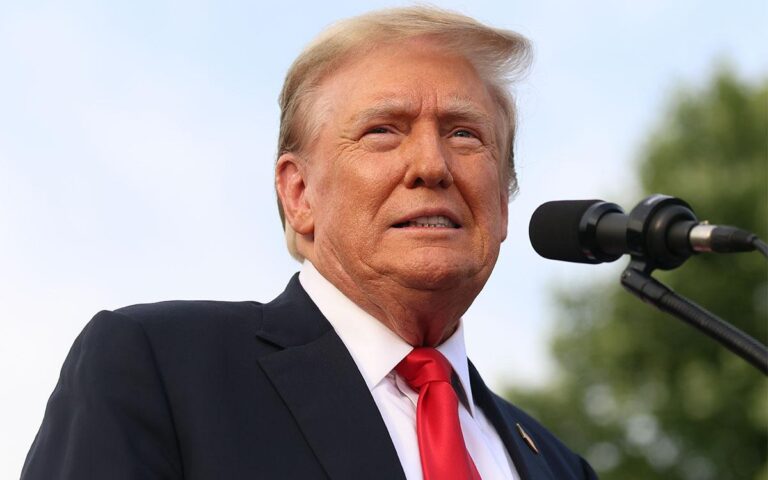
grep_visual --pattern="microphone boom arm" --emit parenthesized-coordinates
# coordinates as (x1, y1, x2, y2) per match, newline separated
(621, 259, 768, 375)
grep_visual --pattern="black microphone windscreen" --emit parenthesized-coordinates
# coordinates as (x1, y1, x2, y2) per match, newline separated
(529, 200, 602, 263)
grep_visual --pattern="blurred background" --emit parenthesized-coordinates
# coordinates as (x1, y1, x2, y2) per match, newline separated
(1, 1, 766, 478)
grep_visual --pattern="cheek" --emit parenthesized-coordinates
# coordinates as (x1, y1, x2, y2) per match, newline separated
(336, 153, 402, 205)
(314, 164, 392, 242)
(461, 164, 506, 221)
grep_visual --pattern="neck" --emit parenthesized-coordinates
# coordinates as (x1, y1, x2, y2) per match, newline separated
(309, 258, 482, 347)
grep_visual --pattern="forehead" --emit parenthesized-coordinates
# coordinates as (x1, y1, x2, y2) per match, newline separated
(316, 38, 498, 122)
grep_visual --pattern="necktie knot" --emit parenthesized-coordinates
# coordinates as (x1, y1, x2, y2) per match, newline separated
(395, 347, 453, 392)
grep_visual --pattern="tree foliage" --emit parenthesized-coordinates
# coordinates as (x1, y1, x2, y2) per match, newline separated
(507, 70, 768, 480)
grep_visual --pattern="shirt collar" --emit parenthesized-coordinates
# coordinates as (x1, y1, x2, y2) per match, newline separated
(299, 261, 476, 416)
(436, 319, 475, 415)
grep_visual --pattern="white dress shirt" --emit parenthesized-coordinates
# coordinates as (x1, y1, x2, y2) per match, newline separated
(300, 261, 520, 480)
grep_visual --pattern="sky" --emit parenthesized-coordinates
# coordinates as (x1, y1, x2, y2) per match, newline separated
(1, 0, 766, 476)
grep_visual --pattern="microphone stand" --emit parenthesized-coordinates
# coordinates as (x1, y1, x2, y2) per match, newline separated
(621, 257, 768, 375)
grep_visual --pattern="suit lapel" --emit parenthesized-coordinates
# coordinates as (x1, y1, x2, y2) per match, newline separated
(255, 275, 406, 480)
(469, 362, 557, 480)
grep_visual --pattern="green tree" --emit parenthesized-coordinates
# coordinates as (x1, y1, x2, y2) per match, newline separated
(507, 70, 768, 480)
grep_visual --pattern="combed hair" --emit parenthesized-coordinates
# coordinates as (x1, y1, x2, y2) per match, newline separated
(276, 6, 532, 261)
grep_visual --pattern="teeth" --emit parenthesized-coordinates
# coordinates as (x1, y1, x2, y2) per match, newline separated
(406, 215, 457, 228)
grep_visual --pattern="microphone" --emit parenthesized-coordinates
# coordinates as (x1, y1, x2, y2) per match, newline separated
(529, 194, 758, 269)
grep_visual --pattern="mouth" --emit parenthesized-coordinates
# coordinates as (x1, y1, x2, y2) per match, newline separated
(393, 215, 461, 229)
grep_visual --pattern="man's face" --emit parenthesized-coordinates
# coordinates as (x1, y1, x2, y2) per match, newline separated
(301, 39, 509, 293)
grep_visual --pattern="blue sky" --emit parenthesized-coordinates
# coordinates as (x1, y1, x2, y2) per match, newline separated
(1, 0, 766, 476)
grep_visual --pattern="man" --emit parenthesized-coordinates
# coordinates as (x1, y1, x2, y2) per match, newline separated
(23, 7, 596, 480)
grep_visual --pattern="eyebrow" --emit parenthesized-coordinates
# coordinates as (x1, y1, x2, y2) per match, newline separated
(438, 96, 496, 129)
(347, 94, 496, 130)
(348, 98, 419, 127)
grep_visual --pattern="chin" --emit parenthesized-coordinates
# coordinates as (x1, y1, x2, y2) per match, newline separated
(388, 255, 484, 292)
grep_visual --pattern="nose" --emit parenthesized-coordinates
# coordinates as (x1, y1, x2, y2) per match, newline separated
(403, 129, 454, 189)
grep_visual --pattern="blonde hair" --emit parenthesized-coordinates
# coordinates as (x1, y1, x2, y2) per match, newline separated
(276, 6, 532, 261)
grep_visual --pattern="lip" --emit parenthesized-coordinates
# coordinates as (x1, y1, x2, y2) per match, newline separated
(391, 208, 463, 229)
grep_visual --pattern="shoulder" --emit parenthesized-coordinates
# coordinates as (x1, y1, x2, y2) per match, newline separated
(72, 300, 270, 370)
(114, 299, 265, 325)
(100, 299, 265, 338)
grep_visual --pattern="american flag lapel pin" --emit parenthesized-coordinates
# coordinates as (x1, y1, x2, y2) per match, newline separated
(515, 423, 540, 455)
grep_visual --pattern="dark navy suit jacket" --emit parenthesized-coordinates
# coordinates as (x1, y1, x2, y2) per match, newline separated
(23, 274, 597, 479)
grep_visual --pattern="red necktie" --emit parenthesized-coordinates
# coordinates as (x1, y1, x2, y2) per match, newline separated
(396, 348, 482, 480)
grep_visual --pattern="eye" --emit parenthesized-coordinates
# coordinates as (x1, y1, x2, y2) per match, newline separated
(451, 129, 477, 139)
(360, 125, 401, 151)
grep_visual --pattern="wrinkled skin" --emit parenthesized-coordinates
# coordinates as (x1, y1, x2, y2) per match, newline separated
(276, 38, 509, 346)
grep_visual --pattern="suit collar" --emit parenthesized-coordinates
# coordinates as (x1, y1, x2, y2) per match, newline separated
(255, 273, 332, 348)
(469, 361, 557, 480)
(298, 261, 412, 391)
(255, 274, 406, 480)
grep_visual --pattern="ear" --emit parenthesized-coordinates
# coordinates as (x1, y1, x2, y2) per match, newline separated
(499, 189, 509, 242)
(275, 153, 314, 235)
